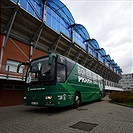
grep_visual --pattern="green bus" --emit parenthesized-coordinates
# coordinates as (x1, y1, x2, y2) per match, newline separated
(18, 53, 105, 108)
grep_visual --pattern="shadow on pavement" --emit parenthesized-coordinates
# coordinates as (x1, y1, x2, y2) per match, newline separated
(23, 99, 105, 115)
(24, 106, 73, 115)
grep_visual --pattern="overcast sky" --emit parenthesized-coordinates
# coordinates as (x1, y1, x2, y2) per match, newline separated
(61, 0, 132, 74)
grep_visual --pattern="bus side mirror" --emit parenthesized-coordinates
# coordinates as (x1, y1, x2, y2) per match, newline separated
(48, 54, 57, 65)
(17, 62, 29, 73)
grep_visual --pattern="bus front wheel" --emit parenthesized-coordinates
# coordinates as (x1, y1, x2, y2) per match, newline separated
(73, 93, 80, 108)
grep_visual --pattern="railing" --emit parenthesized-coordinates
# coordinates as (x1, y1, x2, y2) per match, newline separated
(0, 63, 26, 81)
(105, 79, 122, 88)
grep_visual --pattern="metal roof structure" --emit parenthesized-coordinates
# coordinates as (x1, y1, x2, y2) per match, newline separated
(74, 24, 90, 40)
(1, 0, 122, 82)
(91, 39, 100, 50)
(98, 48, 106, 56)
(105, 55, 111, 61)
(47, 0, 75, 25)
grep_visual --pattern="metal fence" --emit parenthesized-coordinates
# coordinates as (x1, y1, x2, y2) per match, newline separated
(0, 63, 26, 81)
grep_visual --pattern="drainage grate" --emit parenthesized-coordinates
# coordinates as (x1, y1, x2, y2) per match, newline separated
(70, 121, 98, 131)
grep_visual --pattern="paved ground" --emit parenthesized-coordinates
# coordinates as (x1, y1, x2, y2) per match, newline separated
(0, 96, 133, 133)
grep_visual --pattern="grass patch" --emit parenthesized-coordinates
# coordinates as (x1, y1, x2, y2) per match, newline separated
(110, 101, 133, 108)
(124, 102, 133, 106)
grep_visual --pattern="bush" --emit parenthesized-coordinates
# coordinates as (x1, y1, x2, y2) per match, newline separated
(109, 91, 133, 103)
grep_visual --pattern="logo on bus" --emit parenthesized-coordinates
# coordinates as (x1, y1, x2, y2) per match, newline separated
(58, 94, 67, 100)
(77, 66, 92, 84)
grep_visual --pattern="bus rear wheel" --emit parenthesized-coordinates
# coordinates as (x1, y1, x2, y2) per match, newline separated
(73, 93, 80, 108)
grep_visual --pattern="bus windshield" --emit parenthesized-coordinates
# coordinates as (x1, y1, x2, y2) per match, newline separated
(26, 57, 55, 85)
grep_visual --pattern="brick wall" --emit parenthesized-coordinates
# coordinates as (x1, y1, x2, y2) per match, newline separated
(0, 34, 47, 106)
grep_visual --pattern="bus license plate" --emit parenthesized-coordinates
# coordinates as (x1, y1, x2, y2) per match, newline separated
(31, 102, 38, 105)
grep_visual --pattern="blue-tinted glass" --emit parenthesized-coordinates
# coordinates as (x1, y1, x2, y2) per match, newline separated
(101, 48, 106, 56)
(46, 12, 51, 27)
(82, 43, 86, 50)
(56, 20, 60, 33)
(79, 39, 81, 47)
(35, 3, 41, 19)
(52, 11, 56, 19)
(27, 1, 35, 16)
(88, 47, 90, 53)
(60, 20, 65, 34)
(74, 33, 76, 43)
(67, 28, 71, 38)
(37, 0, 42, 4)
(47, 7, 51, 14)
(20, 0, 27, 9)
(40, 7, 43, 20)
(47, 0, 75, 25)
(56, 14, 60, 22)
(64, 23, 68, 37)
(52, 16, 56, 31)
(74, 24, 90, 40)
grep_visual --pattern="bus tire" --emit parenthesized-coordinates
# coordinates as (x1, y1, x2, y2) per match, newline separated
(73, 93, 80, 108)
(99, 93, 102, 101)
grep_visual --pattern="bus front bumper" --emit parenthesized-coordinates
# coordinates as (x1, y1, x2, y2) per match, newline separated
(24, 93, 58, 107)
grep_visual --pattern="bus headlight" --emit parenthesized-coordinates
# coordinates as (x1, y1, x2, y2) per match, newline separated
(24, 96, 27, 100)
(45, 96, 52, 100)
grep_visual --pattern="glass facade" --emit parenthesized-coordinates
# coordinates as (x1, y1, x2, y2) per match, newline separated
(10, 0, 122, 75)
(11, 0, 43, 20)
(46, 6, 71, 38)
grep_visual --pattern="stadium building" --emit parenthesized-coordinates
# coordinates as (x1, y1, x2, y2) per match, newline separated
(0, 0, 122, 106)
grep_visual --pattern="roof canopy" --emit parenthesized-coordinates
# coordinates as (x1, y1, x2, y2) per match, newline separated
(111, 59, 116, 65)
(98, 48, 106, 56)
(106, 55, 111, 61)
(120, 69, 123, 72)
(74, 24, 90, 40)
(91, 39, 100, 49)
(47, 0, 75, 25)
(88, 39, 100, 50)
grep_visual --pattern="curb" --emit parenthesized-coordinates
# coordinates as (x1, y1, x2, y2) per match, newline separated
(110, 100, 133, 108)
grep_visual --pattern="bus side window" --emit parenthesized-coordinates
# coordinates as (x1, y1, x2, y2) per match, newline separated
(57, 64, 66, 82)
(67, 58, 75, 77)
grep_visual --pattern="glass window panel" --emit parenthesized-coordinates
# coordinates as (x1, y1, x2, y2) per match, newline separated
(20, 0, 27, 9)
(57, 64, 66, 82)
(67, 58, 75, 77)
(27, 1, 35, 15)
(35, 3, 41, 19)
(52, 16, 56, 31)
(46, 13, 51, 27)
(56, 20, 60, 33)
